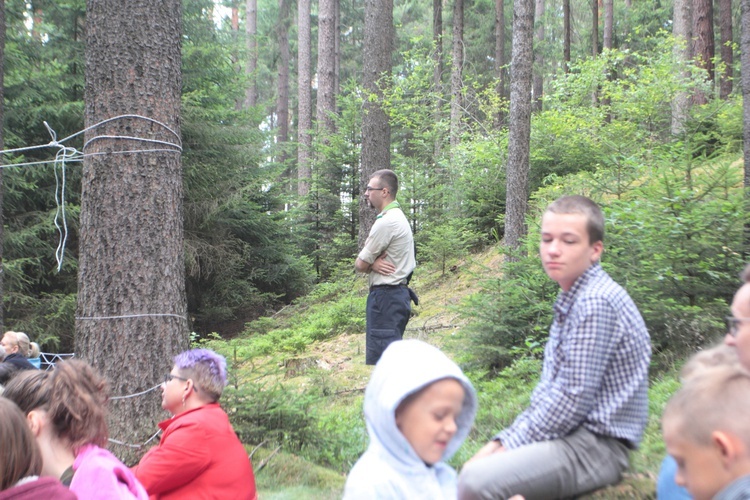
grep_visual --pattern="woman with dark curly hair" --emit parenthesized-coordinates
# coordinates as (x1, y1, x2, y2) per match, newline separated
(0, 397, 75, 499)
(4, 359, 148, 499)
(132, 348, 257, 499)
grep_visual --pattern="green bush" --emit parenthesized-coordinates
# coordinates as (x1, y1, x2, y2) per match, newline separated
(461, 253, 557, 373)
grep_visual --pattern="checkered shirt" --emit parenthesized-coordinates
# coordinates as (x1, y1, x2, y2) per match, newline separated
(497, 263, 652, 449)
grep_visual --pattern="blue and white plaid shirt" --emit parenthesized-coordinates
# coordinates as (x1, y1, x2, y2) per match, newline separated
(498, 263, 651, 449)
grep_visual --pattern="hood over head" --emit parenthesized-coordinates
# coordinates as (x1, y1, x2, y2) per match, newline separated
(363, 339, 477, 469)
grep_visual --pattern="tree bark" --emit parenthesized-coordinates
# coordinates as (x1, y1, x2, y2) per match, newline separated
(79, 0, 188, 463)
(245, 0, 258, 108)
(742, 0, 750, 252)
(603, 0, 613, 50)
(672, 0, 692, 134)
(317, 0, 337, 138)
(434, 0, 443, 90)
(563, 0, 570, 72)
(0, 0, 5, 330)
(297, 0, 312, 196)
(591, 0, 598, 57)
(450, 0, 464, 152)
(692, 0, 715, 104)
(719, 0, 733, 99)
(505, 0, 534, 254)
(359, 0, 393, 247)
(495, 0, 507, 117)
(276, 0, 291, 151)
(532, 0, 544, 111)
(434, 0, 444, 156)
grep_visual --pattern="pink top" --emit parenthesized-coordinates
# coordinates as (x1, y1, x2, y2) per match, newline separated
(71, 444, 148, 499)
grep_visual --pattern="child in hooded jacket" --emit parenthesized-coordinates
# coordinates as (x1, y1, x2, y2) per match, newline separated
(344, 339, 477, 499)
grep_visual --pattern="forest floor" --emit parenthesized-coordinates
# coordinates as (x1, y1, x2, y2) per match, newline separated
(246, 247, 669, 499)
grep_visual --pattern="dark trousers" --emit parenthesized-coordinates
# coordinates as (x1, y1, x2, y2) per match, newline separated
(365, 285, 412, 365)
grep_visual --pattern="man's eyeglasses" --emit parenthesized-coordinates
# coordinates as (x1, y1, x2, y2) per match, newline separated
(365, 186, 385, 192)
(725, 316, 750, 337)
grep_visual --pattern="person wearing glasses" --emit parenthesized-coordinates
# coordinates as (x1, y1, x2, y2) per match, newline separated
(725, 264, 750, 371)
(355, 169, 417, 365)
(132, 348, 257, 500)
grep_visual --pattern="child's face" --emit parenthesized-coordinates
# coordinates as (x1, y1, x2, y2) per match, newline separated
(663, 416, 730, 500)
(396, 378, 465, 465)
(539, 212, 603, 291)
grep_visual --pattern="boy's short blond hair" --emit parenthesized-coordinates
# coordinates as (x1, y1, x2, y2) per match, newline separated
(680, 343, 739, 381)
(664, 365, 750, 449)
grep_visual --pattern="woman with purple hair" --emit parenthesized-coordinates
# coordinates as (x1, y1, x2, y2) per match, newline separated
(132, 348, 257, 499)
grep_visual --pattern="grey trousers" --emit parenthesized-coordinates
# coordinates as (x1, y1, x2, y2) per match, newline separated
(457, 427, 630, 500)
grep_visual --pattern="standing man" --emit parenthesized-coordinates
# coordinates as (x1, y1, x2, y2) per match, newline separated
(355, 169, 416, 365)
(458, 195, 652, 499)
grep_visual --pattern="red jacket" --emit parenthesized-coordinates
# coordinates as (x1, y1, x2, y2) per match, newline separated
(132, 403, 257, 500)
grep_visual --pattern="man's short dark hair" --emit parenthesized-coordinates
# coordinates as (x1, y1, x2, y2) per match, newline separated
(371, 169, 398, 196)
(545, 195, 605, 244)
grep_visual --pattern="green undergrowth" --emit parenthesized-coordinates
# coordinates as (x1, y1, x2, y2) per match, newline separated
(251, 446, 345, 498)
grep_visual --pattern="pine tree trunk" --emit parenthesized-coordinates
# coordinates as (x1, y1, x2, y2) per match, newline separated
(297, 0, 312, 196)
(603, 0, 613, 49)
(692, 0, 715, 104)
(276, 0, 291, 151)
(317, 0, 337, 138)
(505, 0, 534, 255)
(0, 0, 5, 330)
(563, 0, 570, 72)
(591, 0, 598, 56)
(450, 0, 464, 152)
(434, 0, 444, 157)
(532, 0, 544, 111)
(79, 0, 188, 464)
(719, 0, 733, 99)
(245, 0, 258, 108)
(495, 0, 506, 123)
(672, 0, 692, 134)
(742, 0, 750, 252)
(359, 0, 393, 247)
(434, 0, 443, 89)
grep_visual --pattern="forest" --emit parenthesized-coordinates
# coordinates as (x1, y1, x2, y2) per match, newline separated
(0, 0, 748, 495)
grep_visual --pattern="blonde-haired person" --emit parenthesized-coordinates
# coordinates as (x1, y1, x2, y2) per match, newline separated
(132, 348, 257, 499)
(662, 365, 750, 500)
(1, 331, 36, 371)
(657, 344, 740, 499)
(0, 398, 75, 499)
(27, 341, 41, 369)
(4, 359, 148, 499)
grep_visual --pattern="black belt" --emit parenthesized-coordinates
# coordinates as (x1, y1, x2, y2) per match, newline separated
(369, 284, 406, 292)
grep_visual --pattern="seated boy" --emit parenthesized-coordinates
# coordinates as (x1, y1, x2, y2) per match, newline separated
(343, 339, 477, 499)
(459, 196, 651, 499)
(662, 365, 750, 500)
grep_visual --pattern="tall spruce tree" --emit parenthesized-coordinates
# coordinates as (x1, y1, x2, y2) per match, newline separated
(78, 0, 188, 463)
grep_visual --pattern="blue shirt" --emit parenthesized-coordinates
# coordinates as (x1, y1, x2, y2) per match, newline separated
(498, 263, 652, 449)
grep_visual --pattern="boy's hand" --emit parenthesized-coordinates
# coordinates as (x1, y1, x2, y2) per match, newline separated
(465, 440, 505, 464)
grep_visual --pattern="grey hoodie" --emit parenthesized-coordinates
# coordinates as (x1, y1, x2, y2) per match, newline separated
(344, 340, 477, 499)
